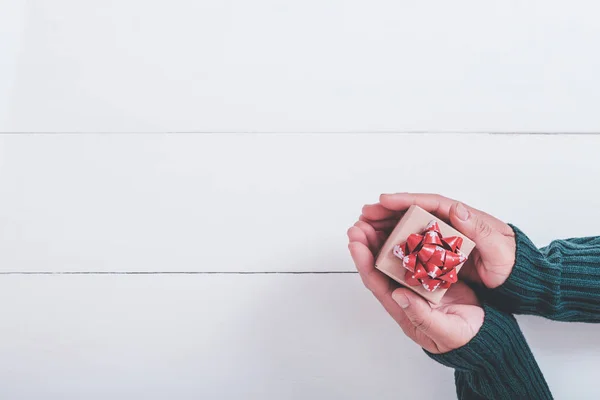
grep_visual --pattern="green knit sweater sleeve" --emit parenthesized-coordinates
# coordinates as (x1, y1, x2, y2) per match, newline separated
(427, 305, 552, 399)
(486, 225, 600, 322)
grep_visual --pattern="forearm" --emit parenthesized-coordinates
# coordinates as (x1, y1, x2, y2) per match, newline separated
(486, 225, 600, 322)
(427, 305, 552, 399)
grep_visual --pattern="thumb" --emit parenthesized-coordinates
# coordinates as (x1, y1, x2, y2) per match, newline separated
(392, 289, 447, 338)
(449, 202, 505, 258)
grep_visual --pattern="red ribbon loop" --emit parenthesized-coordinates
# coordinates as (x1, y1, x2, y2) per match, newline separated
(392, 221, 467, 292)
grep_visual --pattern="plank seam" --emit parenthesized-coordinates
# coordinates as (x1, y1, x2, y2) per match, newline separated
(0, 132, 597, 135)
(0, 271, 359, 275)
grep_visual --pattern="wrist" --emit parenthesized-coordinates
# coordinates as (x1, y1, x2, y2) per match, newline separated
(483, 224, 559, 314)
(425, 304, 511, 370)
(425, 304, 553, 399)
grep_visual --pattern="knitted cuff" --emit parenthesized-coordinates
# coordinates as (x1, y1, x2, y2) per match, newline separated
(426, 305, 522, 371)
(484, 224, 562, 316)
(426, 304, 552, 399)
(486, 225, 600, 321)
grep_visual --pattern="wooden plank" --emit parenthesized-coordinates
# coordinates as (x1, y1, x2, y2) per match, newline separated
(1, 134, 599, 272)
(0, 274, 596, 399)
(2, 1, 600, 132)
(0, 0, 26, 129)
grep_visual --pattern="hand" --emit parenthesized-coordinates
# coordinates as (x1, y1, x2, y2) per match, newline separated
(360, 193, 516, 289)
(347, 192, 515, 353)
(348, 239, 484, 353)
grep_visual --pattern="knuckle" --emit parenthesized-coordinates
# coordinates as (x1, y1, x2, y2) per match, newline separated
(475, 218, 493, 239)
(432, 193, 444, 202)
(363, 270, 377, 292)
(412, 315, 431, 332)
(360, 274, 373, 291)
(431, 195, 442, 212)
(358, 221, 374, 235)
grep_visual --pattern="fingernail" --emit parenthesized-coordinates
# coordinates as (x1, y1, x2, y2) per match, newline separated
(393, 292, 410, 309)
(456, 203, 470, 221)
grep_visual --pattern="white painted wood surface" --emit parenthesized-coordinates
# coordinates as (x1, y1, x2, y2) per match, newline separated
(1, 134, 599, 272)
(0, 274, 598, 400)
(2, 1, 600, 398)
(2, 0, 600, 132)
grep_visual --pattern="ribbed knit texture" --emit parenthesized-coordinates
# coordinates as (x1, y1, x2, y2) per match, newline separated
(486, 225, 600, 322)
(426, 305, 553, 400)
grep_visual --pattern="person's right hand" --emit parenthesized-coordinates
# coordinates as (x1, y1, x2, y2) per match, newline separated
(348, 228, 485, 354)
(360, 193, 516, 289)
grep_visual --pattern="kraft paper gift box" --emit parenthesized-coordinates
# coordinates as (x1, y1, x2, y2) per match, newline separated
(375, 205, 476, 304)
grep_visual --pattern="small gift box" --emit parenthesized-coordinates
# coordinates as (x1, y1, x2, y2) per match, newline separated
(375, 205, 475, 304)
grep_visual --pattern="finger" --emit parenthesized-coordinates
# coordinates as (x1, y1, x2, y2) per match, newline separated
(348, 242, 390, 297)
(448, 202, 509, 263)
(375, 230, 387, 246)
(380, 193, 453, 220)
(354, 221, 382, 251)
(349, 242, 440, 352)
(362, 203, 403, 221)
(391, 288, 453, 343)
(348, 247, 438, 352)
(359, 217, 398, 233)
(347, 226, 369, 247)
(379, 293, 438, 352)
(380, 193, 509, 233)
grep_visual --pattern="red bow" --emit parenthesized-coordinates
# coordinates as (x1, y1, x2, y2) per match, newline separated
(392, 221, 467, 292)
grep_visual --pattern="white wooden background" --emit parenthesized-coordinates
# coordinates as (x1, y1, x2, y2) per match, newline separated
(2, 1, 600, 399)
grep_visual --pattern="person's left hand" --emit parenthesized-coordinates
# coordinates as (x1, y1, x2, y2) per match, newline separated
(348, 226, 484, 354)
(358, 193, 516, 289)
